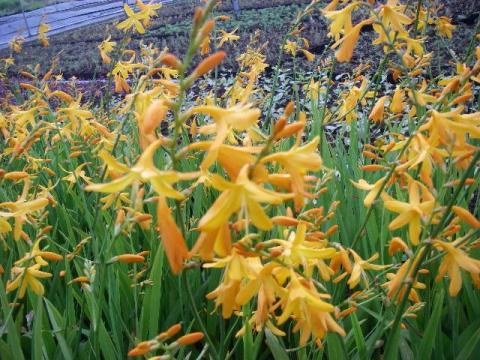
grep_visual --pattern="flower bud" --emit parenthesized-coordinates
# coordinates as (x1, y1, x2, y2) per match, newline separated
(176, 332, 204, 346)
(192, 51, 226, 79)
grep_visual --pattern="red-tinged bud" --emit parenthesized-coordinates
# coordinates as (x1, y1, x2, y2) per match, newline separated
(19, 83, 39, 92)
(192, 51, 226, 78)
(4, 171, 29, 180)
(176, 332, 204, 345)
(166, 323, 182, 337)
(69, 151, 82, 158)
(361, 164, 386, 172)
(193, 8, 204, 27)
(160, 53, 182, 69)
(133, 214, 152, 223)
(363, 150, 379, 160)
(273, 116, 287, 136)
(20, 71, 35, 79)
(128, 341, 152, 357)
(200, 19, 215, 38)
(274, 122, 304, 139)
(326, 224, 338, 236)
(284, 101, 295, 117)
(39, 225, 53, 236)
(452, 206, 480, 229)
(109, 254, 145, 264)
(143, 100, 167, 134)
(37, 251, 63, 261)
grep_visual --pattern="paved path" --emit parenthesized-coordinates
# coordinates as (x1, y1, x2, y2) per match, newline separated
(0, 0, 172, 49)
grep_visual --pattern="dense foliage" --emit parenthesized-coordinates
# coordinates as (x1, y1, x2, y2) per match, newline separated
(1, 0, 480, 359)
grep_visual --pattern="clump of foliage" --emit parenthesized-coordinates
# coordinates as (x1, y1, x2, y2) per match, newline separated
(1, 0, 480, 359)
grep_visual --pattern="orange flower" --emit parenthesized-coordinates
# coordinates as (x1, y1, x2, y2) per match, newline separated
(156, 196, 189, 274)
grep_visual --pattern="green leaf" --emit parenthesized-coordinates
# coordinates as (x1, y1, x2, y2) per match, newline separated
(265, 329, 288, 360)
(33, 296, 44, 360)
(326, 332, 348, 360)
(455, 326, 480, 360)
(350, 312, 367, 360)
(44, 298, 73, 360)
(418, 289, 444, 359)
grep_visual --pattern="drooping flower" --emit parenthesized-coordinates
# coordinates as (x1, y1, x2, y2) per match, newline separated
(6, 264, 52, 298)
(277, 270, 345, 346)
(347, 249, 389, 288)
(188, 105, 260, 169)
(38, 22, 50, 47)
(198, 165, 291, 231)
(98, 35, 117, 64)
(0, 181, 49, 241)
(352, 177, 387, 208)
(332, 19, 373, 62)
(436, 16, 456, 39)
(85, 139, 197, 198)
(261, 136, 322, 211)
(323, 2, 360, 41)
(116, 4, 147, 34)
(217, 28, 240, 48)
(384, 180, 435, 245)
(433, 238, 480, 296)
(383, 259, 426, 303)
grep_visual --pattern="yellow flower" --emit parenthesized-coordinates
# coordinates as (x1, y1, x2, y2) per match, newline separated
(384, 180, 435, 245)
(38, 22, 50, 47)
(217, 28, 240, 48)
(378, 2, 412, 36)
(383, 259, 426, 303)
(351, 177, 387, 207)
(85, 139, 197, 199)
(332, 19, 373, 63)
(338, 77, 368, 122)
(262, 136, 322, 211)
(368, 96, 388, 123)
(347, 249, 388, 289)
(433, 239, 480, 296)
(117, 4, 147, 34)
(436, 16, 456, 39)
(277, 270, 344, 346)
(136, 0, 162, 27)
(390, 86, 404, 113)
(188, 105, 260, 169)
(6, 264, 52, 298)
(269, 223, 336, 269)
(283, 40, 299, 56)
(9, 36, 24, 53)
(198, 165, 291, 231)
(191, 223, 232, 260)
(0, 182, 49, 241)
(62, 163, 92, 189)
(98, 35, 117, 64)
(323, 2, 360, 40)
(205, 250, 257, 318)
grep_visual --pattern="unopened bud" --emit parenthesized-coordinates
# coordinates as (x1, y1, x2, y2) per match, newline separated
(176, 332, 204, 346)
(192, 51, 226, 79)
